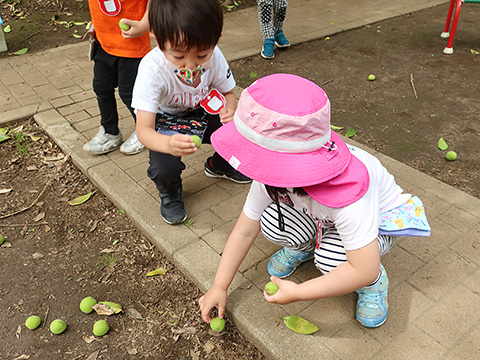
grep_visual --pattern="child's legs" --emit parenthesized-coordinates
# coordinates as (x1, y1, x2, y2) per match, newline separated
(257, 0, 275, 40)
(117, 57, 142, 122)
(92, 44, 120, 135)
(314, 229, 399, 274)
(260, 202, 316, 251)
(273, 0, 288, 32)
(147, 150, 185, 194)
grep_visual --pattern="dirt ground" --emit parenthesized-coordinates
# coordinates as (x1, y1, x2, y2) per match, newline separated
(230, 4, 480, 200)
(2, 2, 480, 359)
(0, 119, 265, 359)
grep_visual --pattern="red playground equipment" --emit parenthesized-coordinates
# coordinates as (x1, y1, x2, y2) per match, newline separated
(441, 0, 480, 54)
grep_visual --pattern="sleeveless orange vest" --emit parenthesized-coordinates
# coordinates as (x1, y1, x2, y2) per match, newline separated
(88, 0, 151, 58)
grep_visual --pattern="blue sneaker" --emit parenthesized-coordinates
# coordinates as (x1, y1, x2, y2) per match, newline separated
(267, 247, 314, 278)
(261, 38, 275, 59)
(355, 264, 389, 328)
(274, 30, 290, 48)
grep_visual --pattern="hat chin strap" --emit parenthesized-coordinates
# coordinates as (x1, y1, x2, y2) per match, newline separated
(234, 113, 332, 153)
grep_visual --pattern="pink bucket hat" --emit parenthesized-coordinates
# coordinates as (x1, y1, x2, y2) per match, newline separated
(211, 74, 370, 207)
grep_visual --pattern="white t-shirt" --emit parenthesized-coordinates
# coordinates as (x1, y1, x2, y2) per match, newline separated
(132, 46, 236, 115)
(243, 145, 411, 251)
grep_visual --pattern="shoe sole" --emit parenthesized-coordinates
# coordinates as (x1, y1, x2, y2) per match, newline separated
(161, 213, 187, 225)
(275, 42, 290, 48)
(268, 253, 314, 278)
(84, 145, 121, 155)
(119, 147, 145, 155)
(204, 167, 252, 184)
(261, 52, 275, 59)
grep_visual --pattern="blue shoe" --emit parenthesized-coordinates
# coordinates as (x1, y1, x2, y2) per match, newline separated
(261, 38, 275, 59)
(267, 247, 314, 278)
(274, 30, 290, 48)
(355, 264, 389, 328)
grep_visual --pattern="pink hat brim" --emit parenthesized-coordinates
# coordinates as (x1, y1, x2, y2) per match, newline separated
(211, 121, 370, 207)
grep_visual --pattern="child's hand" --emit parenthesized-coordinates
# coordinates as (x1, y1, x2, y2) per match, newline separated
(168, 134, 197, 157)
(198, 285, 228, 323)
(263, 276, 299, 305)
(119, 18, 149, 39)
(219, 107, 235, 125)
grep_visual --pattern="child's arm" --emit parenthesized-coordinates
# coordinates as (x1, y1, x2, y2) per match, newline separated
(264, 240, 381, 304)
(219, 90, 236, 125)
(136, 110, 197, 156)
(119, 1, 150, 39)
(199, 211, 260, 323)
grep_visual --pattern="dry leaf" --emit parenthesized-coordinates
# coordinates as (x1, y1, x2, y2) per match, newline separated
(0, 188, 12, 194)
(86, 350, 100, 360)
(26, 166, 37, 171)
(31, 252, 44, 259)
(83, 335, 97, 343)
(127, 308, 143, 320)
(12, 355, 31, 360)
(100, 248, 115, 253)
(1, 241, 12, 248)
(34, 212, 45, 222)
(92, 303, 114, 316)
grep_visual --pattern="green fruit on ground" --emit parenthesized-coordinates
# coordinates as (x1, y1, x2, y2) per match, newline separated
(191, 135, 202, 148)
(119, 20, 130, 31)
(210, 317, 225, 332)
(93, 320, 110, 336)
(368, 74, 376, 81)
(80, 296, 97, 314)
(50, 319, 67, 334)
(264, 281, 279, 295)
(446, 151, 457, 161)
(0, 234, 4, 245)
(25, 315, 41, 330)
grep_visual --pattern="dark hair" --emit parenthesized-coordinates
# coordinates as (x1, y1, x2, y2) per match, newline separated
(265, 185, 308, 203)
(148, 0, 223, 51)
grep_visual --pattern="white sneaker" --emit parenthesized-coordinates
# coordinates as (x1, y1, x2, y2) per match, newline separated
(120, 130, 145, 155)
(83, 126, 122, 154)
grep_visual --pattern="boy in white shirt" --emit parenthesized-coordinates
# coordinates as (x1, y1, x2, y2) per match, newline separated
(132, 0, 251, 225)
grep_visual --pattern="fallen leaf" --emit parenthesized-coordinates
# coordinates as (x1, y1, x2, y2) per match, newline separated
(26, 166, 37, 171)
(86, 350, 99, 360)
(0, 188, 12, 194)
(127, 308, 143, 320)
(29, 135, 41, 141)
(0, 133, 10, 143)
(100, 248, 115, 253)
(146, 267, 168, 277)
(68, 191, 93, 206)
(345, 128, 357, 138)
(470, 49, 480, 55)
(4, 25, 12, 33)
(12, 355, 30, 360)
(281, 315, 319, 335)
(12, 48, 29, 55)
(92, 303, 114, 316)
(1, 241, 12, 247)
(437, 137, 448, 150)
(127, 348, 138, 355)
(31, 252, 44, 259)
(83, 335, 97, 343)
(34, 212, 45, 222)
(171, 326, 197, 334)
(330, 125, 344, 130)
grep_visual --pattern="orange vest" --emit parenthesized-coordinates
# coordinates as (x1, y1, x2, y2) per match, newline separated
(88, 0, 151, 58)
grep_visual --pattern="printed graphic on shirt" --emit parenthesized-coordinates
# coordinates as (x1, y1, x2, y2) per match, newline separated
(167, 89, 209, 111)
(97, 0, 121, 16)
(155, 113, 208, 141)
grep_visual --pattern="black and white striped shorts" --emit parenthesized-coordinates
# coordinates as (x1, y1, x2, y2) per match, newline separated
(260, 202, 398, 274)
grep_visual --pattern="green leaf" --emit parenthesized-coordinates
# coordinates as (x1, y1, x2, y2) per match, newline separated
(146, 267, 168, 277)
(345, 128, 356, 138)
(0, 134, 10, 143)
(67, 191, 93, 206)
(437, 137, 448, 150)
(281, 316, 319, 335)
(470, 49, 480, 55)
(12, 48, 28, 55)
(330, 125, 344, 130)
(4, 25, 12, 33)
(249, 71, 257, 79)
(72, 33, 82, 38)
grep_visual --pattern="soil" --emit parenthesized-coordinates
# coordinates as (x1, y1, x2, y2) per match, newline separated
(230, 4, 480, 200)
(0, 119, 265, 359)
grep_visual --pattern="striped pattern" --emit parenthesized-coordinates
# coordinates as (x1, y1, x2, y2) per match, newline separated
(260, 202, 398, 274)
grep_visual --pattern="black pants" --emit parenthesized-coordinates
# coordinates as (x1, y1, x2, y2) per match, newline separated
(92, 43, 142, 135)
(147, 108, 231, 194)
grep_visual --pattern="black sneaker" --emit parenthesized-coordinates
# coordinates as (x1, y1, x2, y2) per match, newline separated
(204, 156, 252, 184)
(159, 185, 187, 225)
